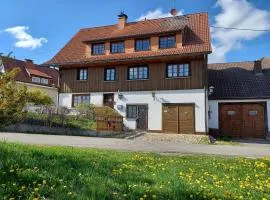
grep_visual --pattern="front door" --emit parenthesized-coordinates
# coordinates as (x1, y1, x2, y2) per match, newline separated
(137, 105, 148, 130)
(103, 93, 114, 108)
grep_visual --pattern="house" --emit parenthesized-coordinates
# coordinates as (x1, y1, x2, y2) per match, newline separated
(45, 12, 212, 133)
(0, 56, 59, 105)
(208, 57, 270, 139)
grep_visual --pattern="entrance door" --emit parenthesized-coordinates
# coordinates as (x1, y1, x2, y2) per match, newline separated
(220, 103, 266, 138)
(163, 104, 195, 134)
(137, 105, 148, 130)
(103, 93, 114, 108)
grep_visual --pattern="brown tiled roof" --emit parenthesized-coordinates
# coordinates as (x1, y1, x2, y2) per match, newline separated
(208, 59, 270, 100)
(1, 57, 59, 88)
(45, 12, 211, 66)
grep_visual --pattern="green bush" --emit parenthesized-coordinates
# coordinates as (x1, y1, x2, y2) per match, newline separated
(0, 68, 28, 127)
(27, 90, 54, 105)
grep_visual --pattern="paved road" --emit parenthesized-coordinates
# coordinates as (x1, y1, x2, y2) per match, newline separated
(0, 132, 269, 158)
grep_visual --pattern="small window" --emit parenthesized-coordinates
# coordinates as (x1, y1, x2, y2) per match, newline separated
(72, 94, 90, 107)
(249, 110, 258, 116)
(77, 68, 88, 80)
(128, 66, 148, 80)
(126, 105, 138, 118)
(40, 78, 49, 85)
(91, 43, 105, 55)
(159, 36, 176, 49)
(32, 76, 41, 83)
(104, 68, 116, 81)
(111, 41, 125, 53)
(135, 39, 150, 51)
(227, 111, 236, 116)
(167, 64, 190, 78)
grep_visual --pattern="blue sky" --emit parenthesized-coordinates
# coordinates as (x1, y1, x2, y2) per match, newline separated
(0, 0, 270, 64)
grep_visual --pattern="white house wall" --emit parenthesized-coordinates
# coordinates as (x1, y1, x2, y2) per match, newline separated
(209, 99, 270, 131)
(59, 89, 206, 132)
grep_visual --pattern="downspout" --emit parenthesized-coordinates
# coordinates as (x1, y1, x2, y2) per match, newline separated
(204, 53, 209, 134)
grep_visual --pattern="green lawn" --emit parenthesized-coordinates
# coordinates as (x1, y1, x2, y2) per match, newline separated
(0, 143, 269, 200)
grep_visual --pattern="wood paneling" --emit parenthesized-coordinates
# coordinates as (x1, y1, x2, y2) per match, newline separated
(60, 57, 206, 93)
(219, 103, 266, 139)
(162, 104, 195, 134)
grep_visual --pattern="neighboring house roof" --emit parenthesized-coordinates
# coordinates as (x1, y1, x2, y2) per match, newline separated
(1, 57, 59, 88)
(45, 12, 211, 66)
(208, 58, 270, 100)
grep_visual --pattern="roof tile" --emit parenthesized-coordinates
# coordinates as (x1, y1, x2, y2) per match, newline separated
(45, 13, 211, 66)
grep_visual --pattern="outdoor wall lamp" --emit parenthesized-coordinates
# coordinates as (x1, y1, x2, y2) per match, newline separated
(118, 90, 124, 100)
(151, 91, 156, 100)
(208, 86, 215, 96)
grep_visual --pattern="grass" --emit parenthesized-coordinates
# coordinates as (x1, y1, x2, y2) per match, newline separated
(0, 143, 269, 200)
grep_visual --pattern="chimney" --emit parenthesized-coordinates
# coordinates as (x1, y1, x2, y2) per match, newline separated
(25, 59, 33, 64)
(254, 60, 263, 75)
(118, 12, 128, 30)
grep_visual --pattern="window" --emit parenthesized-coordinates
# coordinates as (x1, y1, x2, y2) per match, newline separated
(91, 43, 105, 55)
(72, 95, 90, 107)
(159, 36, 176, 49)
(32, 76, 49, 85)
(104, 68, 116, 81)
(126, 105, 138, 118)
(77, 68, 88, 80)
(249, 110, 258, 116)
(135, 39, 150, 51)
(32, 76, 41, 83)
(128, 66, 148, 80)
(111, 41, 125, 53)
(41, 78, 49, 85)
(227, 111, 236, 116)
(166, 64, 190, 78)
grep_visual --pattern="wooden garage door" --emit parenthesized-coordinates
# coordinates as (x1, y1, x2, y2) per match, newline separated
(220, 103, 266, 138)
(163, 104, 195, 134)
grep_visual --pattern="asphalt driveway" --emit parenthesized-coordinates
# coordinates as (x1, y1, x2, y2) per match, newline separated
(0, 132, 269, 158)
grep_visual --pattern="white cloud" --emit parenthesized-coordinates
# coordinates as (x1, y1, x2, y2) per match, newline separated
(209, 0, 270, 63)
(136, 8, 184, 21)
(5, 26, 48, 50)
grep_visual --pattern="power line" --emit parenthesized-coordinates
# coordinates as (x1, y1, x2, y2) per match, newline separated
(211, 26, 270, 32)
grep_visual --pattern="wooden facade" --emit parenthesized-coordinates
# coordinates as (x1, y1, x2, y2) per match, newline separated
(60, 56, 206, 93)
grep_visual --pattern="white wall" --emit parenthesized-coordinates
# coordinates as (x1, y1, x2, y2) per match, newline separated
(58, 89, 206, 132)
(115, 90, 206, 132)
(90, 93, 103, 106)
(209, 99, 270, 131)
(59, 93, 73, 108)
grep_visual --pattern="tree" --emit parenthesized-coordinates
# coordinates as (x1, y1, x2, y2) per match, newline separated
(0, 68, 28, 127)
(27, 90, 54, 105)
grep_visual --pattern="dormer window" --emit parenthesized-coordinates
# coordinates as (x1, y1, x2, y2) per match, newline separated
(159, 35, 176, 49)
(91, 43, 105, 55)
(111, 41, 125, 53)
(32, 76, 49, 85)
(135, 39, 150, 51)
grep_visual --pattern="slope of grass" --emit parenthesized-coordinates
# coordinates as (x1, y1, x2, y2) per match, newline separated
(0, 142, 269, 200)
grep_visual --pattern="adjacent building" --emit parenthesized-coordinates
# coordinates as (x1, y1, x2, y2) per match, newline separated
(208, 57, 270, 139)
(45, 12, 212, 133)
(0, 57, 59, 105)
